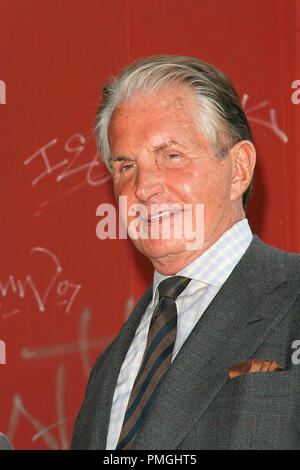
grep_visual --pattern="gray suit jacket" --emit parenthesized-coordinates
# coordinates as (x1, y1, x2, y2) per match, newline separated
(71, 236, 300, 449)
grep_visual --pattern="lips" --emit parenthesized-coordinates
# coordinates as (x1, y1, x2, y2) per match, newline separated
(147, 210, 177, 223)
(143, 207, 186, 225)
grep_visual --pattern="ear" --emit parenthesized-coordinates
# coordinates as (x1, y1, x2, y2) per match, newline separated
(229, 140, 256, 201)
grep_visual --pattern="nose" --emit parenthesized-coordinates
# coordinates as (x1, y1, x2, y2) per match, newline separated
(134, 165, 165, 202)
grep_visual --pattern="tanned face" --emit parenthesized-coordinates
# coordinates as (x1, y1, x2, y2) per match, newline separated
(108, 85, 254, 275)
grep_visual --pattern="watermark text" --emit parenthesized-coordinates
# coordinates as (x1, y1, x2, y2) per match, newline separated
(0, 80, 6, 104)
(291, 80, 300, 105)
(96, 197, 204, 251)
(0, 340, 6, 364)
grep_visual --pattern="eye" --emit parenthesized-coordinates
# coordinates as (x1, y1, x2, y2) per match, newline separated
(119, 163, 135, 173)
(166, 153, 180, 160)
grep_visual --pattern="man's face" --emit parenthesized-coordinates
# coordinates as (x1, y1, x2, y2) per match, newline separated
(108, 86, 243, 275)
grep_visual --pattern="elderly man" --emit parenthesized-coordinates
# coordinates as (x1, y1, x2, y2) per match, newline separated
(71, 56, 300, 450)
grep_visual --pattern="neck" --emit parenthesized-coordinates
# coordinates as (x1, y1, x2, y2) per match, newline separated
(151, 215, 246, 275)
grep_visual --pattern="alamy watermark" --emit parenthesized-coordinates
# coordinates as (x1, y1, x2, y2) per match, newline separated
(0, 340, 6, 364)
(291, 80, 300, 105)
(291, 340, 300, 365)
(0, 80, 6, 104)
(96, 196, 204, 251)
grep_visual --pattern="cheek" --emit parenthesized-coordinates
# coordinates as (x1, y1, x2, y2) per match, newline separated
(178, 165, 231, 207)
(175, 168, 210, 202)
(113, 180, 121, 199)
(113, 180, 138, 222)
(113, 177, 131, 199)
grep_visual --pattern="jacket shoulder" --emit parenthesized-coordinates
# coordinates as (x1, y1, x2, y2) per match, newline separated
(250, 235, 300, 280)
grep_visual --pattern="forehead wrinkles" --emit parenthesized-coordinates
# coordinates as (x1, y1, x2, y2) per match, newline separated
(112, 86, 198, 126)
(108, 87, 207, 155)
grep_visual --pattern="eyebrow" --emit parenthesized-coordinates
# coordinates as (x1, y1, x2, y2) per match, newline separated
(152, 140, 185, 152)
(109, 155, 133, 164)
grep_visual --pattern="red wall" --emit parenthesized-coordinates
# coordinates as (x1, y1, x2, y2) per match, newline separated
(0, 0, 299, 449)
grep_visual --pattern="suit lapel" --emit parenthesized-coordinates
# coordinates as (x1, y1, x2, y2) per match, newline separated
(132, 236, 298, 449)
(94, 284, 153, 448)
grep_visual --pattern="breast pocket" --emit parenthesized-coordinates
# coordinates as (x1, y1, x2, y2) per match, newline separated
(224, 368, 295, 398)
(210, 369, 298, 449)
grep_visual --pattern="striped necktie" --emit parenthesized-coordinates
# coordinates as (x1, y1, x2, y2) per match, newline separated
(116, 275, 191, 450)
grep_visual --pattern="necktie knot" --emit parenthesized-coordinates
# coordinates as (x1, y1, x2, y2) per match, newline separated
(158, 276, 191, 300)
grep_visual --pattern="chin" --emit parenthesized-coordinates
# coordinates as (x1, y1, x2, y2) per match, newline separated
(133, 239, 187, 264)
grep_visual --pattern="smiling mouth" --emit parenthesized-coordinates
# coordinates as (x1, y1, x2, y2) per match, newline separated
(146, 210, 182, 224)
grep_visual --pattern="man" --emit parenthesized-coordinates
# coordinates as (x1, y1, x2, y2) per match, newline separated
(71, 55, 300, 450)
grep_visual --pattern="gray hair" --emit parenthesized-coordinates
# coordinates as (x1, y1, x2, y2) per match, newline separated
(95, 55, 254, 207)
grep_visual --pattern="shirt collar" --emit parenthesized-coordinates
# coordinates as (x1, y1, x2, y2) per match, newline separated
(150, 218, 253, 308)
